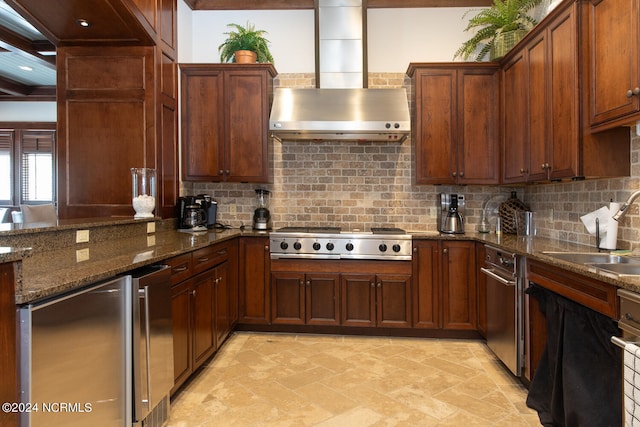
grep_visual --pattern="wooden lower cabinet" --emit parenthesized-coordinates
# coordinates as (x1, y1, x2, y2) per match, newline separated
(239, 237, 271, 324)
(341, 274, 412, 328)
(270, 259, 412, 329)
(412, 240, 477, 330)
(271, 272, 340, 325)
(168, 240, 236, 394)
(476, 243, 487, 338)
(0, 262, 17, 427)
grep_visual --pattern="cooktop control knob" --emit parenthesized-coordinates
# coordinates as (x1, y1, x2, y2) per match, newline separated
(280, 241, 289, 250)
(313, 242, 321, 250)
(346, 242, 354, 251)
(293, 241, 302, 250)
(326, 242, 335, 251)
(392, 244, 401, 252)
(379, 243, 388, 252)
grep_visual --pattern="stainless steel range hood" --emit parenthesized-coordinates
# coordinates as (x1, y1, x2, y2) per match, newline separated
(269, 87, 410, 142)
(268, 0, 411, 142)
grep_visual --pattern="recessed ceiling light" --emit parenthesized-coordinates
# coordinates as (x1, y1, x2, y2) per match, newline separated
(19, 66, 33, 71)
(76, 19, 90, 28)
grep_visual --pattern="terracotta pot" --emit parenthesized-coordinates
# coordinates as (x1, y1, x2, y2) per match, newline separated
(234, 50, 257, 64)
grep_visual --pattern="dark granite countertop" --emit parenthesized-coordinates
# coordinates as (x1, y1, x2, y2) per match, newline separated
(0, 246, 32, 264)
(16, 229, 268, 304)
(412, 231, 640, 294)
(12, 227, 640, 305)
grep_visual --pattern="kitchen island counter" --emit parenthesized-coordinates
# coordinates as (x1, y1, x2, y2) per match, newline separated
(15, 229, 267, 304)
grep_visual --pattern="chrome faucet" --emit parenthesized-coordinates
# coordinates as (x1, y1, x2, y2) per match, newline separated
(613, 190, 640, 221)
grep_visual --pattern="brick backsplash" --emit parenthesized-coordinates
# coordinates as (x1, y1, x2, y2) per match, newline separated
(187, 73, 640, 250)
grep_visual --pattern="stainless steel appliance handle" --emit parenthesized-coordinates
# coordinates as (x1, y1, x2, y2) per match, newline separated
(480, 267, 516, 286)
(610, 335, 640, 349)
(142, 286, 152, 408)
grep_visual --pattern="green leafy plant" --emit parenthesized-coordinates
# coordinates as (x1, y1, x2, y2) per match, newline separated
(218, 21, 274, 63)
(454, 0, 543, 61)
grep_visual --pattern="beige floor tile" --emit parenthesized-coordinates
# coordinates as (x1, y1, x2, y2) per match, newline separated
(167, 332, 541, 427)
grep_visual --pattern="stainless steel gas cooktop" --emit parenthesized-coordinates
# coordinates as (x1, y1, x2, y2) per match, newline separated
(269, 227, 412, 260)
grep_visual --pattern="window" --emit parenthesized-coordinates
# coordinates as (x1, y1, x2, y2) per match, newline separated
(0, 132, 12, 203)
(21, 131, 54, 203)
(0, 127, 55, 207)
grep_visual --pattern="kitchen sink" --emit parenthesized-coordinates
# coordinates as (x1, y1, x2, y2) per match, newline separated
(589, 263, 640, 276)
(542, 252, 640, 265)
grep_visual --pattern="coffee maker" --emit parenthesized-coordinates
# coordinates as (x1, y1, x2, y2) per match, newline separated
(253, 189, 272, 230)
(176, 196, 208, 230)
(196, 194, 218, 229)
(438, 193, 465, 234)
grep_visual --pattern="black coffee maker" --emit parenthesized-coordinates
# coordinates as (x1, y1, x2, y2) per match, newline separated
(253, 189, 272, 230)
(197, 194, 218, 229)
(176, 196, 207, 230)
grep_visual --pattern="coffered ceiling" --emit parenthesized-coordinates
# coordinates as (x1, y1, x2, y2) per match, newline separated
(0, 0, 491, 100)
(0, 0, 55, 100)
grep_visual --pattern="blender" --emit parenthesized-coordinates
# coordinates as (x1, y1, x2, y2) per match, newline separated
(253, 189, 272, 230)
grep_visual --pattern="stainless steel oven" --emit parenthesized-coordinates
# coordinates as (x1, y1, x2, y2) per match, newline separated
(480, 245, 524, 377)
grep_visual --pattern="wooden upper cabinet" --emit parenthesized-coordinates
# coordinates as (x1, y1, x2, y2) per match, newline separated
(181, 67, 225, 181)
(502, 2, 581, 183)
(586, 0, 640, 130)
(180, 64, 276, 183)
(502, 51, 529, 184)
(407, 63, 499, 185)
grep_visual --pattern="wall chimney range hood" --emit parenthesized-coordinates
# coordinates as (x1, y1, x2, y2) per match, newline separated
(268, 0, 411, 142)
(269, 87, 411, 142)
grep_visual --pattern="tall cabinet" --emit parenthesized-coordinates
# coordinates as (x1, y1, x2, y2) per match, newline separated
(11, 0, 180, 218)
(180, 64, 277, 183)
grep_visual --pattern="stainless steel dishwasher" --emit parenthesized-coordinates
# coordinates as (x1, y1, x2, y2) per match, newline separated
(19, 275, 133, 427)
(480, 245, 524, 377)
(131, 265, 173, 427)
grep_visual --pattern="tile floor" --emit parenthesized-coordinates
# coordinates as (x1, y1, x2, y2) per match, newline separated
(167, 332, 541, 426)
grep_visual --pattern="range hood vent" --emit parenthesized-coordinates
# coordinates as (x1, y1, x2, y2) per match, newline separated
(269, 87, 411, 142)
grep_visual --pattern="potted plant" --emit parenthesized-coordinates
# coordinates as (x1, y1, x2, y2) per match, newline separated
(218, 21, 274, 64)
(454, 0, 543, 62)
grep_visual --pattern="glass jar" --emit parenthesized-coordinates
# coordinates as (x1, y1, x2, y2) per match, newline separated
(131, 168, 156, 218)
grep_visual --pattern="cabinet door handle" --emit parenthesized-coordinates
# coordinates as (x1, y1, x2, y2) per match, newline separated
(299, 280, 304, 286)
(265, 245, 269, 251)
(218, 169, 224, 175)
(452, 171, 457, 177)
(626, 88, 640, 97)
(306, 280, 311, 286)
(377, 282, 382, 288)
(443, 248, 448, 254)
(459, 171, 464, 177)
(520, 168, 525, 174)
(226, 169, 230, 175)
(370, 282, 375, 288)
(191, 289, 196, 296)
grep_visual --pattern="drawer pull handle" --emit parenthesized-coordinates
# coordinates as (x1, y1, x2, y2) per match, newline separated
(198, 257, 209, 262)
(173, 266, 188, 273)
(625, 313, 640, 323)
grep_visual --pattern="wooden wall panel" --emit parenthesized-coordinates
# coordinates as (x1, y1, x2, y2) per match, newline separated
(57, 46, 155, 219)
